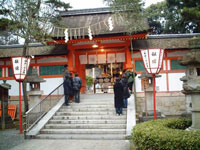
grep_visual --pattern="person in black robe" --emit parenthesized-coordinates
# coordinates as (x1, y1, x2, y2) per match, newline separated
(114, 78, 124, 115)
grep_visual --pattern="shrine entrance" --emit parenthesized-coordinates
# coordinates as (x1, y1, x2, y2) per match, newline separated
(85, 63, 123, 93)
(48, 33, 147, 93)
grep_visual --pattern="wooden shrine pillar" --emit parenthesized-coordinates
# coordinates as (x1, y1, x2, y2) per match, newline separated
(75, 52, 86, 93)
(67, 44, 76, 73)
(124, 43, 133, 70)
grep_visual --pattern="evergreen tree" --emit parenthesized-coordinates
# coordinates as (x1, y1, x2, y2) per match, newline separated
(104, 0, 148, 34)
(146, 0, 200, 34)
(0, 0, 71, 112)
(145, 1, 166, 34)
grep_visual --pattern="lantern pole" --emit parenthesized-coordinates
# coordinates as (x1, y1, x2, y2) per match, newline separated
(11, 56, 31, 134)
(19, 81, 23, 134)
(152, 74, 157, 120)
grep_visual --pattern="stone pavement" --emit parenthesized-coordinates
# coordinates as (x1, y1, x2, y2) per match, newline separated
(0, 129, 130, 150)
(0, 94, 132, 150)
(0, 129, 25, 150)
(9, 139, 130, 150)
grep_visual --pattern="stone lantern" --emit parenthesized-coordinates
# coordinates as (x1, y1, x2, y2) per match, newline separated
(180, 37, 200, 131)
(138, 71, 165, 122)
(25, 68, 45, 111)
(0, 80, 14, 129)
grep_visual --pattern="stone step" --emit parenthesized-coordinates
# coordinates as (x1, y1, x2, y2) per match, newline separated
(44, 124, 126, 129)
(59, 107, 117, 112)
(35, 134, 125, 139)
(62, 105, 113, 108)
(35, 133, 126, 140)
(40, 128, 126, 134)
(48, 119, 126, 124)
(52, 115, 126, 120)
(70, 101, 113, 104)
(55, 111, 127, 116)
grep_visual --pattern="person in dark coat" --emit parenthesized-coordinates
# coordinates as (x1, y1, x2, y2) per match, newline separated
(69, 72, 74, 101)
(63, 76, 72, 106)
(114, 78, 124, 115)
(73, 73, 82, 103)
(120, 74, 130, 108)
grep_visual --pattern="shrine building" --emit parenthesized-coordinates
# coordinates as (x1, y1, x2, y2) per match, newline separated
(0, 7, 199, 116)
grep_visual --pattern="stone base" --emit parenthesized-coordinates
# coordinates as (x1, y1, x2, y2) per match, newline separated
(181, 112, 192, 118)
(0, 116, 15, 129)
(186, 126, 200, 131)
(139, 110, 165, 122)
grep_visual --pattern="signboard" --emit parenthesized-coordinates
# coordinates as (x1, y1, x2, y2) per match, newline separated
(140, 49, 164, 74)
(11, 57, 31, 81)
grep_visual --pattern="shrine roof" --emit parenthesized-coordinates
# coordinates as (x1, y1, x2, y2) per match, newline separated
(133, 33, 200, 50)
(60, 7, 111, 16)
(52, 7, 149, 39)
(0, 44, 68, 58)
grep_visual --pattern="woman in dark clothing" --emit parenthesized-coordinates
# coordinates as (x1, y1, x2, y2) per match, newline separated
(121, 74, 130, 108)
(63, 76, 72, 106)
(114, 78, 124, 115)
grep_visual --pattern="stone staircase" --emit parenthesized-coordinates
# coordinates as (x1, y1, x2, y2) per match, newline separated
(35, 94, 127, 140)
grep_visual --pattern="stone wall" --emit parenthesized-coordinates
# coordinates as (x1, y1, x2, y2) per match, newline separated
(136, 92, 187, 116)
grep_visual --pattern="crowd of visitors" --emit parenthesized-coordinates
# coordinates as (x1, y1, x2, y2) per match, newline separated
(63, 65, 135, 116)
(63, 65, 82, 106)
(113, 69, 136, 115)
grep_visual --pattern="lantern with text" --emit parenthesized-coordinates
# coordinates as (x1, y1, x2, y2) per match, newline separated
(11, 57, 31, 134)
(140, 49, 164, 120)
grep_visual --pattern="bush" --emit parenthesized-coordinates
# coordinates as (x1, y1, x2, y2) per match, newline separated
(86, 76, 93, 90)
(132, 118, 200, 150)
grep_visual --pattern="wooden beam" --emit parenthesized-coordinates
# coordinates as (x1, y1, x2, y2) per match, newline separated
(47, 33, 147, 45)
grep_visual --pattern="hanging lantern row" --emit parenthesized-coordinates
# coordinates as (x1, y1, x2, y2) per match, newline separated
(53, 15, 126, 43)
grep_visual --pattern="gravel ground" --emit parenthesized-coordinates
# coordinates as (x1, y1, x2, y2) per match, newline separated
(0, 129, 25, 150)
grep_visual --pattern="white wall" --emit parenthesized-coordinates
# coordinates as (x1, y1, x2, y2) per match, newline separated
(168, 73, 184, 91)
(136, 72, 184, 92)
(0, 77, 63, 96)
(40, 78, 63, 95)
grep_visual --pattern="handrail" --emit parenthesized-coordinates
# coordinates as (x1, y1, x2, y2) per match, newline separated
(24, 82, 64, 134)
(25, 83, 63, 115)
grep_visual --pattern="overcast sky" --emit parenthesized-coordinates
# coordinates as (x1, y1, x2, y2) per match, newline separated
(62, 0, 164, 9)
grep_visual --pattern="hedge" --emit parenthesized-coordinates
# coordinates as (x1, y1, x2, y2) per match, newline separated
(131, 118, 200, 150)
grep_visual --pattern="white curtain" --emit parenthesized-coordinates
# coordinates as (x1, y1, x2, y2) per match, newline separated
(107, 53, 115, 63)
(97, 54, 106, 64)
(88, 55, 97, 64)
(116, 53, 125, 62)
(79, 55, 87, 64)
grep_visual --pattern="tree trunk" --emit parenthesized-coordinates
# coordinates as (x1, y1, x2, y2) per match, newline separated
(22, 40, 29, 113)
(22, 82, 29, 112)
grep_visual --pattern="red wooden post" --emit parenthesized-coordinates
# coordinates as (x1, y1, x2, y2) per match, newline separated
(19, 82, 22, 134)
(152, 74, 157, 120)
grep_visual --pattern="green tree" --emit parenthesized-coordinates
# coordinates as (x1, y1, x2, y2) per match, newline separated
(145, 1, 166, 34)
(146, 0, 200, 34)
(0, 0, 71, 112)
(104, 0, 148, 33)
(172, 0, 200, 33)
